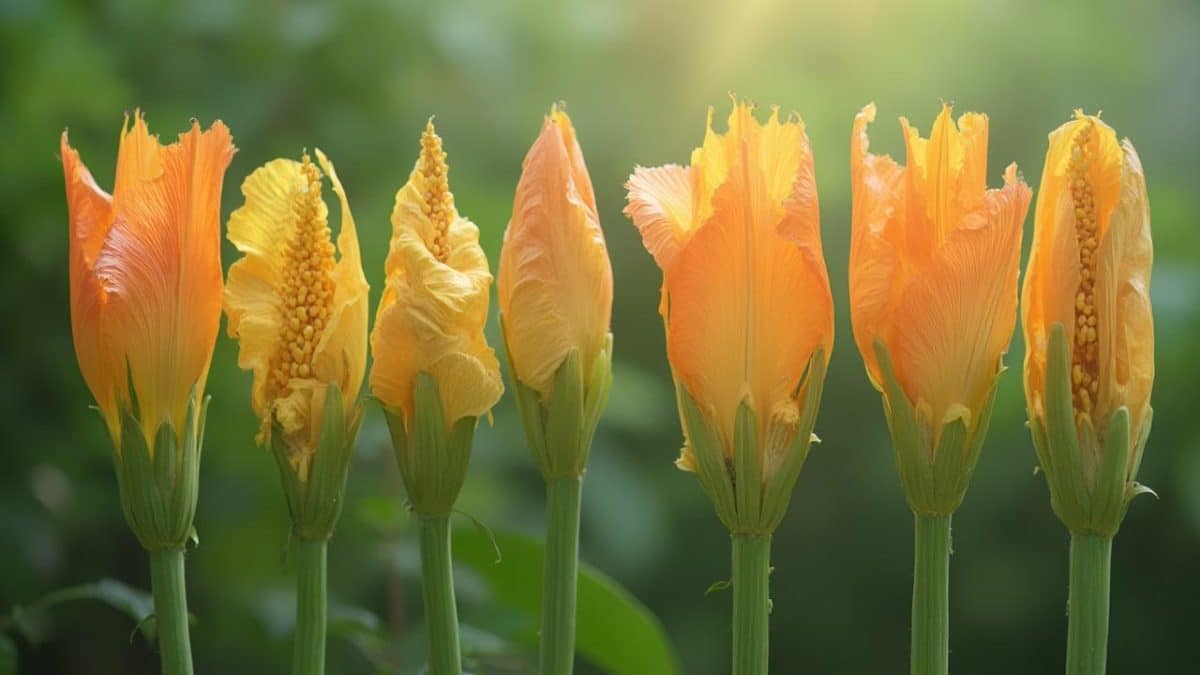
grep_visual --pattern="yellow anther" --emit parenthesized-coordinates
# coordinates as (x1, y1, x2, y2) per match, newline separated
(1066, 119, 1102, 419)
(418, 119, 453, 262)
(265, 153, 338, 434)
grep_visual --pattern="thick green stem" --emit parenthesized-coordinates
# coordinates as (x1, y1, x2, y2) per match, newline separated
(911, 514, 951, 675)
(418, 515, 462, 675)
(540, 477, 582, 675)
(731, 534, 771, 675)
(149, 547, 194, 675)
(1066, 534, 1112, 675)
(293, 539, 327, 675)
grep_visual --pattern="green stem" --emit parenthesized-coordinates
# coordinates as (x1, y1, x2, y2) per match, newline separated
(540, 476, 582, 675)
(911, 514, 951, 675)
(149, 547, 194, 675)
(418, 515, 462, 675)
(293, 538, 327, 675)
(1066, 534, 1112, 675)
(731, 534, 771, 675)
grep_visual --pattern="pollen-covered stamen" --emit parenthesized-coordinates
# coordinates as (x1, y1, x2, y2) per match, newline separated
(1068, 122, 1100, 419)
(418, 119, 454, 262)
(268, 154, 337, 419)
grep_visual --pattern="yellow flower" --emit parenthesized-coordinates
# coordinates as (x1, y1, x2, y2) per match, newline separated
(1022, 111, 1153, 533)
(62, 112, 235, 448)
(626, 100, 833, 473)
(498, 105, 613, 399)
(370, 119, 503, 427)
(850, 103, 1031, 445)
(224, 149, 369, 480)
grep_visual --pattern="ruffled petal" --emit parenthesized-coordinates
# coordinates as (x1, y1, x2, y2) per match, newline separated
(623, 164, 694, 275)
(370, 124, 502, 425)
(224, 159, 307, 418)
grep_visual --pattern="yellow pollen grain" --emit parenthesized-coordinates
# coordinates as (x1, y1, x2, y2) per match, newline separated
(419, 119, 453, 262)
(1067, 122, 1100, 419)
(268, 153, 337, 415)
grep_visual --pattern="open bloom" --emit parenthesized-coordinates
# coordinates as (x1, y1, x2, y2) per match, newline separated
(62, 112, 234, 447)
(626, 100, 832, 532)
(1022, 111, 1153, 531)
(850, 103, 1031, 449)
(370, 119, 503, 428)
(224, 150, 368, 480)
(498, 105, 613, 399)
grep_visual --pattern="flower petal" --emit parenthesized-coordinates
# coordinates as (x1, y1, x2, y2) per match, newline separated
(61, 130, 119, 435)
(224, 158, 307, 419)
(623, 164, 694, 275)
(313, 149, 369, 413)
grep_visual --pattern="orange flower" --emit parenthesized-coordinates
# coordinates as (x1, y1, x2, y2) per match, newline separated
(626, 100, 832, 494)
(850, 103, 1031, 448)
(62, 112, 235, 447)
(498, 105, 613, 399)
(1022, 111, 1153, 531)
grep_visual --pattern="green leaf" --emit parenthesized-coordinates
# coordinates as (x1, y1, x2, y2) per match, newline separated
(9, 578, 156, 646)
(453, 528, 681, 675)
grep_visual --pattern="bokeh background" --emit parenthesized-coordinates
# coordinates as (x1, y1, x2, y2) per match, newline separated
(3, 0, 1199, 673)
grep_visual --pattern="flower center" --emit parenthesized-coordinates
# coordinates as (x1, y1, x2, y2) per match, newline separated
(419, 120, 453, 261)
(1068, 123, 1100, 418)
(270, 154, 336, 400)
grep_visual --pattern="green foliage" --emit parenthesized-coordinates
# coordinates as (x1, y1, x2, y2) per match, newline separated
(453, 527, 681, 675)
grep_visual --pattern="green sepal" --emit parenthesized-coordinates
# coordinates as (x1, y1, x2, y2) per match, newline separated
(874, 339, 999, 516)
(113, 387, 207, 550)
(678, 350, 827, 535)
(678, 384, 737, 532)
(733, 400, 762, 528)
(759, 349, 827, 531)
(501, 314, 613, 482)
(382, 372, 478, 518)
(271, 383, 363, 541)
(1028, 323, 1151, 537)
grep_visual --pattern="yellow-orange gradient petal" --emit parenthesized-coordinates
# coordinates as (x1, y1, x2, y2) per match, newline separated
(633, 100, 833, 450)
(63, 112, 234, 446)
(225, 149, 367, 468)
(370, 119, 503, 425)
(1022, 112, 1152, 445)
(851, 103, 1030, 430)
(499, 106, 613, 398)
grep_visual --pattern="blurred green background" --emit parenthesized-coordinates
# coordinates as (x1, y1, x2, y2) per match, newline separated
(2, 0, 1198, 673)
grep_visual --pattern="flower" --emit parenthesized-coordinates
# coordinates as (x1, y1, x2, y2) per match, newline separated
(224, 149, 369, 481)
(625, 99, 832, 532)
(849, 103, 1030, 513)
(498, 105, 613, 400)
(62, 111, 234, 448)
(1022, 111, 1153, 534)
(370, 119, 503, 429)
